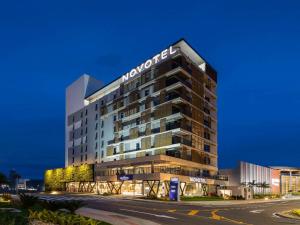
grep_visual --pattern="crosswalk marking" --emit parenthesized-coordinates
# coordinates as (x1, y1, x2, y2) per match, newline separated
(167, 209, 177, 213)
(188, 210, 199, 216)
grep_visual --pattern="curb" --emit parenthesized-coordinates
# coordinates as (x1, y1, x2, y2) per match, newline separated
(276, 210, 300, 220)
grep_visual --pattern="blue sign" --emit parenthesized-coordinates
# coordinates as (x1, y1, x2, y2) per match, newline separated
(169, 177, 179, 201)
(118, 174, 133, 181)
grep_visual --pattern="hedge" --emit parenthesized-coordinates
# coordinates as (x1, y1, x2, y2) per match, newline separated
(45, 164, 94, 191)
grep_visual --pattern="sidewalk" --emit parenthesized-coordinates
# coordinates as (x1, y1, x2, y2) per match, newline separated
(76, 207, 160, 225)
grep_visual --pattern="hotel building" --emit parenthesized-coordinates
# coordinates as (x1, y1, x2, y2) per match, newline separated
(64, 39, 227, 196)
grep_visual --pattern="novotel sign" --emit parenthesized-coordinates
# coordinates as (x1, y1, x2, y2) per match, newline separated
(122, 46, 177, 82)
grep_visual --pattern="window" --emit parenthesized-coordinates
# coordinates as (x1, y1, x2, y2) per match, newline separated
(101, 141, 104, 148)
(85, 118, 88, 125)
(85, 109, 88, 115)
(136, 143, 140, 150)
(72, 157, 74, 163)
(95, 104, 98, 111)
(120, 113, 124, 119)
(80, 112, 83, 118)
(95, 114, 98, 120)
(72, 148, 74, 155)
(85, 145, 88, 152)
(85, 127, 88, 134)
(101, 100, 104, 105)
(95, 142, 98, 149)
(101, 151, 104, 158)
(101, 120, 104, 128)
(95, 123, 98, 130)
(113, 126, 116, 132)
(113, 115, 117, 121)
(101, 131, 104, 138)
(204, 144, 210, 152)
(81, 146, 83, 153)
(145, 89, 149, 97)
(95, 132, 98, 140)
(80, 129, 83, 135)
(95, 152, 98, 159)
(113, 147, 117, 155)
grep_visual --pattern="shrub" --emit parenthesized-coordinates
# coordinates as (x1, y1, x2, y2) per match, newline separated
(0, 211, 28, 225)
(39, 200, 85, 214)
(39, 200, 66, 211)
(61, 200, 85, 214)
(29, 209, 108, 225)
(19, 193, 39, 208)
(292, 209, 300, 217)
(102, 192, 112, 196)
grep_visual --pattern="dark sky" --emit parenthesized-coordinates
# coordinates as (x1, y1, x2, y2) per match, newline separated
(0, 0, 300, 179)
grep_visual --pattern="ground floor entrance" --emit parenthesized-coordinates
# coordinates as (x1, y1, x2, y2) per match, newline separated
(66, 179, 214, 197)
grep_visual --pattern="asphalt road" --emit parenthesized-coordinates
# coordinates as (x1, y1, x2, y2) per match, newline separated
(38, 194, 300, 225)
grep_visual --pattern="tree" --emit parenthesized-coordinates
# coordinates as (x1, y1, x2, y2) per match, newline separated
(9, 169, 21, 193)
(0, 172, 7, 185)
(260, 182, 270, 195)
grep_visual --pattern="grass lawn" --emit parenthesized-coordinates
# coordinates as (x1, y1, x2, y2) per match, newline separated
(180, 196, 224, 201)
(292, 209, 300, 217)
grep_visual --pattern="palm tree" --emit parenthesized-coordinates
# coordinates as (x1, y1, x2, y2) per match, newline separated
(260, 182, 270, 195)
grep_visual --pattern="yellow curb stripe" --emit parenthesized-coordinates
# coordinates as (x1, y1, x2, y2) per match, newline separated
(188, 210, 199, 216)
(211, 210, 222, 220)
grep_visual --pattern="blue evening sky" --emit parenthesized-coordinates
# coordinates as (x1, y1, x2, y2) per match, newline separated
(0, 0, 299, 178)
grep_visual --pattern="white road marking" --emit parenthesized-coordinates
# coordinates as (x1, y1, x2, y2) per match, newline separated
(120, 208, 177, 219)
(250, 209, 265, 214)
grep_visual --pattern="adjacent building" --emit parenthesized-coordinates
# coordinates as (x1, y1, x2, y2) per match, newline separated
(220, 161, 280, 198)
(270, 167, 300, 194)
(64, 39, 228, 196)
(219, 162, 300, 197)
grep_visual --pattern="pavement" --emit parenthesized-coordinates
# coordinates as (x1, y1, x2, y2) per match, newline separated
(37, 193, 300, 225)
(76, 207, 160, 225)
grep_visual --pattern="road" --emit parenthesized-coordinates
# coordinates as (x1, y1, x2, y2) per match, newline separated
(38, 194, 300, 225)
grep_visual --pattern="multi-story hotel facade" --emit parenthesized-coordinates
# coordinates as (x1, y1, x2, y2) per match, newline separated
(63, 39, 227, 196)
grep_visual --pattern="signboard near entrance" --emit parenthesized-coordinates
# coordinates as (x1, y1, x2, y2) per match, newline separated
(118, 175, 133, 181)
(169, 177, 180, 201)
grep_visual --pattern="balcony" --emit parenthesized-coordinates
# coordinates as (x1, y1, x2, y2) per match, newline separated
(172, 136, 192, 147)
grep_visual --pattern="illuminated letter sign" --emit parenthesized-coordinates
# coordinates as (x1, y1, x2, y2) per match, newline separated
(122, 46, 177, 82)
